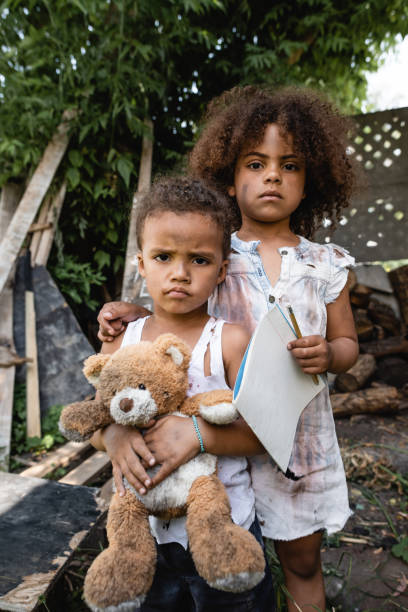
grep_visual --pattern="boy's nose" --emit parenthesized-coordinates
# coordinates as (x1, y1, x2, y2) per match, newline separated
(171, 262, 190, 281)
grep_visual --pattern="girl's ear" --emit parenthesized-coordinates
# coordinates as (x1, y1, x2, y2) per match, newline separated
(217, 259, 228, 285)
(137, 251, 145, 277)
(227, 185, 236, 198)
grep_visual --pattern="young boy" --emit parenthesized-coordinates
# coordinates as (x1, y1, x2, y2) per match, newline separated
(91, 176, 274, 611)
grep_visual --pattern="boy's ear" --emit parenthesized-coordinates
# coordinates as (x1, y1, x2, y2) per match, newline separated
(227, 185, 236, 198)
(217, 259, 228, 285)
(137, 251, 145, 277)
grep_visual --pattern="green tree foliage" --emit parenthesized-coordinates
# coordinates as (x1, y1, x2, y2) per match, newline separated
(0, 1, 407, 315)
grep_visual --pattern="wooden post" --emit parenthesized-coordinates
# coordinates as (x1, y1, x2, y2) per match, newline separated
(121, 119, 153, 304)
(0, 183, 23, 471)
(24, 254, 41, 439)
(0, 110, 75, 294)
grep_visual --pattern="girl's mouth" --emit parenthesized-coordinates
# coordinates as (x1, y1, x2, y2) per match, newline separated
(260, 190, 282, 199)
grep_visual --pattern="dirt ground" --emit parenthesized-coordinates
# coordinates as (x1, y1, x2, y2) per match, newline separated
(38, 411, 408, 612)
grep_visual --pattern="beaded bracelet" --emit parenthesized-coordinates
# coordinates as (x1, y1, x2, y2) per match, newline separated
(192, 415, 205, 453)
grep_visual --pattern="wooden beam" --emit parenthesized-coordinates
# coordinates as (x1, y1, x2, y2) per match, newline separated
(0, 183, 22, 471)
(20, 440, 91, 479)
(59, 450, 110, 486)
(121, 119, 153, 303)
(32, 180, 67, 267)
(0, 110, 75, 294)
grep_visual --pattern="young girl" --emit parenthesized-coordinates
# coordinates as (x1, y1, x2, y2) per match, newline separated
(91, 175, 274, 611)
(98, 87, 359, 611)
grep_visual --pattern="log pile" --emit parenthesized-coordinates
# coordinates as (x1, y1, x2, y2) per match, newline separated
(332, 264, 408, 418)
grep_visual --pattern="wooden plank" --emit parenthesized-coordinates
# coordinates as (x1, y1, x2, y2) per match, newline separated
(20, 440, 91, 479)
(0, 183, 22, 471)
(25, 287, 41, 439)
(121, 118, 153, 305)
(0, 472, 101, 611)
(0, 110, 75, 294)
(32, 180, 66, 267)
(58, 450, 110, 486)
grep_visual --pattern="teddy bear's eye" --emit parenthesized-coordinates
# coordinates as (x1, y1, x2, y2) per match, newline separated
(139, 383, 146, 390)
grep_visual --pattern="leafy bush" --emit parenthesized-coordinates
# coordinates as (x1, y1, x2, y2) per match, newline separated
(11, 383, 65, 458)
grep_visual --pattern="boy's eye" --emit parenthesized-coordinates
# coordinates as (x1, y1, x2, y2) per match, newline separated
(154, 254, 170, 262)
(284, 162, 299, 171)
(193, 257, 209, 265)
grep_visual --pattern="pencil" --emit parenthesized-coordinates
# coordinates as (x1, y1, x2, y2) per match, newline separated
(287, 305, 320, 385)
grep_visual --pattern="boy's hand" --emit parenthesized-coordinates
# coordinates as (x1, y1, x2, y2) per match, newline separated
(142, 415, 201, 487)
(287, 335, 332, 374)
(97, 301, 151, 342)
(102, 422, 156, 496)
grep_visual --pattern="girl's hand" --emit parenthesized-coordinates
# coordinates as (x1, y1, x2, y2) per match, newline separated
(143, 415, 201, 487)
(97, 301, 151, 343)
(287, 335, 332, 374)
(102, 422, 156, 496)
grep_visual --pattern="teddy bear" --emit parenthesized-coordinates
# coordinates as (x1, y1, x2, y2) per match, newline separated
(59, 333, 265, 612)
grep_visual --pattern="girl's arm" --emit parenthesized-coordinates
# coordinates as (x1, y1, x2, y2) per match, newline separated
(97, 301, 151, 343)
(287, 283, 359, 374)
(143, 323, 265, 487)
(90, 333, 156, 496)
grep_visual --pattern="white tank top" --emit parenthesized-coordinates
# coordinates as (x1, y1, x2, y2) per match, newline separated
(121, 316, 255, 548)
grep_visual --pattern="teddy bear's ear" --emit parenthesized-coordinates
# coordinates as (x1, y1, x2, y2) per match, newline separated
(83, 353, 111, 387)
(154, 334, 191, 369)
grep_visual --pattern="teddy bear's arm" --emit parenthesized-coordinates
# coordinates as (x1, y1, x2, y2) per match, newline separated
(59, 399, 113, 442)
(180, 389, 238, 425)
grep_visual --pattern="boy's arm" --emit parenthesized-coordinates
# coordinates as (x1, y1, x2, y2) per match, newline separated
(90, 332, 156, 496)
(97, 301, 151, 343)
(144, 323, 264, 487)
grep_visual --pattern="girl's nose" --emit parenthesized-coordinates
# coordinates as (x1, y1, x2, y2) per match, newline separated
(264, 165, 281, 183)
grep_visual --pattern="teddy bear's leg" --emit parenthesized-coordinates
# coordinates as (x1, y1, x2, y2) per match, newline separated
(186, 475, 265, 593)
(84, 491, 156, 612)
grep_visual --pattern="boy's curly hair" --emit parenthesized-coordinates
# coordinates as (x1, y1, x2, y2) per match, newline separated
(189, 86, 356, 239)
(136, 175, 233, 257)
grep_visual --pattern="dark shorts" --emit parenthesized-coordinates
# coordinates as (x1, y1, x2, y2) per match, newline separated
(140, 517, 275, 611)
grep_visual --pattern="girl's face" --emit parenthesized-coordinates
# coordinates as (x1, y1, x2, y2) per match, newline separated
(138, 211, 227, 317)
(228, 123, 306, 231)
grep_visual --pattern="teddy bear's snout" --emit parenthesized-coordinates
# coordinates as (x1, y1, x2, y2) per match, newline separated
(119, 397, 134, 413)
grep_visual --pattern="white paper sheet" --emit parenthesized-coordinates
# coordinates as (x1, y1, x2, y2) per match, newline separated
(233, 305, 326, 473)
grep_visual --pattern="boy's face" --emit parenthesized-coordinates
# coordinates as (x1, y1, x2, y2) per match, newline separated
(138, 211, 228, 316)
(228, 123, 306, 230)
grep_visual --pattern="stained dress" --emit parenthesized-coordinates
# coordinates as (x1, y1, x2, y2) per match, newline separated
(208, 233, 354, 540)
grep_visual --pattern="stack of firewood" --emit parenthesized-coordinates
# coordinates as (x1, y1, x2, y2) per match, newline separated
(331, 264, 408, 418)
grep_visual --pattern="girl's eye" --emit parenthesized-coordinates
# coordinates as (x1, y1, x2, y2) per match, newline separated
(154, 254, 170, 262)
(284, 162, 299, 171)
(247, 161, 263, 170)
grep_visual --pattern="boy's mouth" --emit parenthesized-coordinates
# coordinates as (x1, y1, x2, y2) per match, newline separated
(166, 287, 190, 297)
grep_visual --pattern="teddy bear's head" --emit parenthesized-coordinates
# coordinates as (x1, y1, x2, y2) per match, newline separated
(84, 334, 191, 427)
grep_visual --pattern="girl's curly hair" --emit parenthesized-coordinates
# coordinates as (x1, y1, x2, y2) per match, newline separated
(189, 86, 357, 239)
